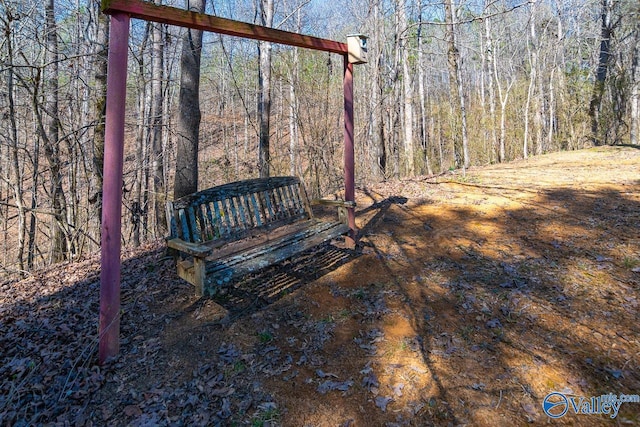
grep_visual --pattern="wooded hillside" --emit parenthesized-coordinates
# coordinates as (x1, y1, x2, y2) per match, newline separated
(1, 0, 639, 280)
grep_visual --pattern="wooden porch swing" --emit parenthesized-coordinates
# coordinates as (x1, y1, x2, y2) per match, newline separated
(99, 0, 365, 363)
(165, 176, 355, 296)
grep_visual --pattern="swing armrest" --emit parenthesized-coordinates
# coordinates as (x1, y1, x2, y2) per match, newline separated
(167, 238, 214, 258)
(311, 199, 355, 225)
(311, 199, 356, 208)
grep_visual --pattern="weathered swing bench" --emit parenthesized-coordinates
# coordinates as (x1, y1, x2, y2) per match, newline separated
(166, 176, 355, 296)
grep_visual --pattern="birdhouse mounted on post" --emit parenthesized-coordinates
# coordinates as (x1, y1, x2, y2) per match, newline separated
(347, 34, 368, 64)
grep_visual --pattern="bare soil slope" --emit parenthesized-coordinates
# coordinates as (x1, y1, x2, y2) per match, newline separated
(1, 146, 639, 426)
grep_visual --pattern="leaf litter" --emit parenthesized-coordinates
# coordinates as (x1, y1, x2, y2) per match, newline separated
(1, 147, 639, 426)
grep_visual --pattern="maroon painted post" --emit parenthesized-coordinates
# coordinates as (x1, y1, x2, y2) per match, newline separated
(99, 12, 130, 364)
(343, 57, 356, 248)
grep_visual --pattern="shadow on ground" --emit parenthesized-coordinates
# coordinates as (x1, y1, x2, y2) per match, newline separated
(2, 147, 639, 426)
(0, 242, 178, 424)
(345, 183, 640, 426)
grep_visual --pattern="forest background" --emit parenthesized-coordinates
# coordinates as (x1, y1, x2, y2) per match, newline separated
(1, 0, 638, 281)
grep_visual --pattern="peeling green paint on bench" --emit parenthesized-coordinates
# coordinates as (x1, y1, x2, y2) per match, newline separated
(166, 177, 353, 296)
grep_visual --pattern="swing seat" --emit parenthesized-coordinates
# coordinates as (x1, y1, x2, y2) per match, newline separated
(166, 176, 354, 296)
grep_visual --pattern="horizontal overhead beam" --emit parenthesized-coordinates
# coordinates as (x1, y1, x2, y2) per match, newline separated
(102, 0, 348, 55)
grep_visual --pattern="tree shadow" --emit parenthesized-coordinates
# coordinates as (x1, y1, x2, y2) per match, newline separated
(614, 143, 640, 150)
(0, 244, 178, 424)
(183, 195, 411, 320)
(2, 184, 639, 425)
(359, 184, 640, 425)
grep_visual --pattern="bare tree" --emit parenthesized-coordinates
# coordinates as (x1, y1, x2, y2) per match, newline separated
(483, 8, 498, 162)
(588, 0, 615, 145)
(151, 0, 166, 235)
(369, 0, 386, 179)
(43, 0, 69, 263)
(2, 7, 27, 275)
(131, 24, 151, 247)
(92, 2, 109, 235)
(398, 0, 415, 176)
(445, 0, 470, 169)
(417, 0, 432, 175)
(632, 14, 640, 146)
(523, 0, 539, 159)
(258, 0, 274, 178)
(288, 7, 302, 177)
(174, 0, 206, 199)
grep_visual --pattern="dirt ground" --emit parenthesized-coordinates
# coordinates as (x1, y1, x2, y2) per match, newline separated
(1, 146, 639, 426)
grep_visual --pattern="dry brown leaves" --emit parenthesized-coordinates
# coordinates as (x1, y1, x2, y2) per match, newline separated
(1, 146, 639, 426)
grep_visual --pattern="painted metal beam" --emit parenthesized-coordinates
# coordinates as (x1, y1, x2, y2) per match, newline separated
(343, 58, 357, 248)
(101, 0, 347, 54)
(99, 12, 130, 364)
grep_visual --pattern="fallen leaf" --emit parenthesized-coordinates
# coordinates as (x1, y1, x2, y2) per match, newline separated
(375, 396, 393, 412)
(486, 318, 502, 329)
(392, 383, 404, 397)
(124, 404, 142, 417)
(316, 369, 338, 378)
(210, 387, 235, 396)
(521, 402, 539, 421)
(317, 380, 354, 394)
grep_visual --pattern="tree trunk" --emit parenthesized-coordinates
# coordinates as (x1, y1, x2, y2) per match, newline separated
(289, 70, 299, 176)
(535, 52, 544, 155)
(151, 3, 166, 236)
(258, 0, 274, 178)
(499, 85, 513, 162)
(548, 68, 555, 150)
(399, 0, 415, 176)
(484, 12, 497, 163)
(588, 0, 614, 145)
(27, 140, 40, 271)
(175, 0, 206, 199)
(523, 1, 537, 159)
(631, 17, 639, 146)
(371, 0, 386, 179)
(417, 0, 432, 175)
(4, 14, 27, 275)
(445, 0, 469, 169)
(43, 0, 69, 263)
(457, 49, 470, 169)
(92, 7, 109, 239)
(133, 26, 150, 247)
(289, 9, 301, 177)
(478, 12, 488, 161)
(392, 12, 402, 179)
(490, 17, 515, 163)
